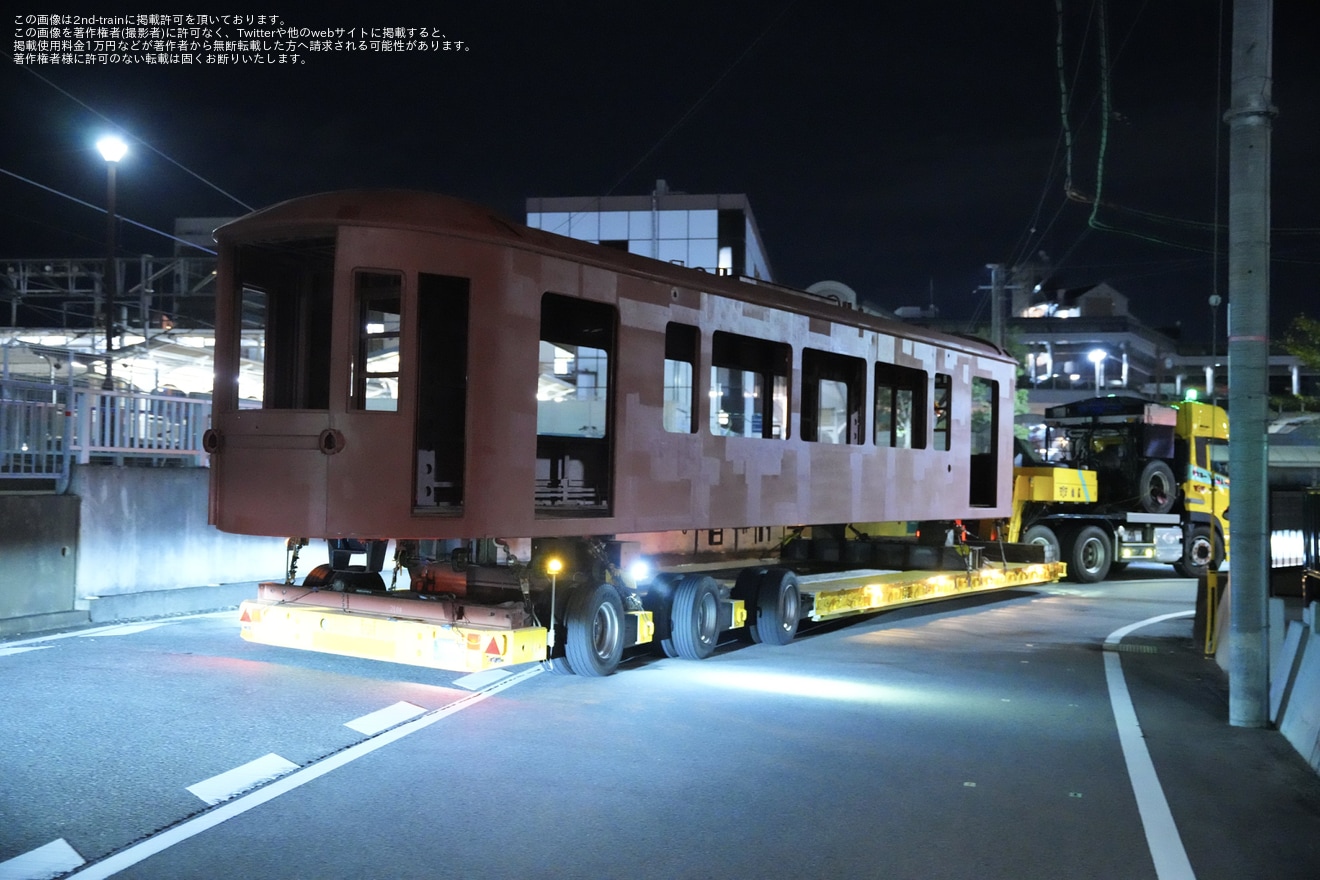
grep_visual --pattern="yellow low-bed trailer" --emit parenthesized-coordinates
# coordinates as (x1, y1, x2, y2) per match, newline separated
(239, 559, 1066, 674)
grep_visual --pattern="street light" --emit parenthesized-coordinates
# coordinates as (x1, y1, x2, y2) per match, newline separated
(96, 134, 128, 390)
(1088, 348, 1107, 391)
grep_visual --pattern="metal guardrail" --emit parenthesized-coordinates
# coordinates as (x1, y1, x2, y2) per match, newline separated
(1, 378, 210, 491)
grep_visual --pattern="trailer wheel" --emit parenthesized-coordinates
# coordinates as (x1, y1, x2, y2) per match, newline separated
(563, 584, 625, 677)
(1173, 524, 1221, 579)
(754, 569, 801, 646)
(1021, 524, 1061, 563)
(1137, 460, 1178, 514)
(669, 575, 721, 660)
(1066, 525, 1112, 583)
(732, 568, 768, 643)
(542, 654, 575, 676)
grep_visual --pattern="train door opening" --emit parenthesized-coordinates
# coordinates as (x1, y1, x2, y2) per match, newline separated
(969, 376, 999, 507)
(414, 273, 470, 511)
(216, 238, 336, 535)
(535, 293, 615, 515)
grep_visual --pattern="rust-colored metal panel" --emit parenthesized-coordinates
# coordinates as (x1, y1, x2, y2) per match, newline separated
(211, 191, 1018, 546)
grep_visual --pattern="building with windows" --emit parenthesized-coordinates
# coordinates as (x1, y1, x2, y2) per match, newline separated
(526, 179, 774, 281)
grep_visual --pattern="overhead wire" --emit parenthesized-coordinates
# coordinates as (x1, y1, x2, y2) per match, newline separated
(540, 0, 798, 237)
(8, 55, 256, 213)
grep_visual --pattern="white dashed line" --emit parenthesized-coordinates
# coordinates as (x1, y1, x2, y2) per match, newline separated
(0, 837, 85, 880)
(187, 753, 299, 805)
(67, 663, 543, 879)
(345, 701, 426, 735)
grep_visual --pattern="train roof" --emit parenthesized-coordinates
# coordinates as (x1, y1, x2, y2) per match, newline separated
(216, 189, 1009, 362)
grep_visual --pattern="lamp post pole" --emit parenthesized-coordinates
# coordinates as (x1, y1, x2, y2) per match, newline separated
(96, 135, 127, 390)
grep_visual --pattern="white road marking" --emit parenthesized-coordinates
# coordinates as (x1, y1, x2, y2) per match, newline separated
(186, 754, 299, 805)
(1104, 610, 1197, 880)
(453, 667, 512, 690)
(0, 837, 85, 880)
(344, 701, 426, 735)
(67, 664, 543, 879)
(0, 646, 53, 658)
(77, 623, 169, 638)
(1, 612, 230, 649)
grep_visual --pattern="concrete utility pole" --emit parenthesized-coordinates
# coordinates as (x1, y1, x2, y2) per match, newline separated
(1226, 0, 1273, 728)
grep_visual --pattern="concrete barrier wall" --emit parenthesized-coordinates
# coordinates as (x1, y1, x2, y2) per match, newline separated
(69, 466, 286, 600)
(1276, 616, 1320, 774)
(1, 466, 287, 635)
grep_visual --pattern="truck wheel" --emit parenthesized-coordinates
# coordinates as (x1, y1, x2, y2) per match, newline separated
(1066, 525, 1112, 583)
(1173, 525, 1220, 578)
(1137, 460, 1178, 514)
(732, 568, 768, 643)
(564, 584, 625, 677)
(669, 575, 721, 660)
(1021, 524, 1061, 563)
(754, 569, 801, 646)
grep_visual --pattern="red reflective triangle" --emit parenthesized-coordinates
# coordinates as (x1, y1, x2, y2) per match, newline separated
(485, 637, 502, 655)
(239, 608, 251, 623)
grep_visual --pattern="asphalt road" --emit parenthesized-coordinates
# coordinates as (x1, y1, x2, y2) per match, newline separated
(2, 570, 1319, 879)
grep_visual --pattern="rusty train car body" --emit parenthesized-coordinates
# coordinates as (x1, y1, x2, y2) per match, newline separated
(208, 190, 1026, 675)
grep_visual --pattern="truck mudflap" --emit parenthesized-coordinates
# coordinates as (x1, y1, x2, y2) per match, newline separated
(804, 561, 1066, 621)
(239, 598, 549, 673)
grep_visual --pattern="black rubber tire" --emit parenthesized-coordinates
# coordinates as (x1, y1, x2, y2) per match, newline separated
(563, 583, 625, 677)
(732, 568, 768, 643)
(1173, 524, 1221, 579)
(542, 655, 575, 675)
(1021, 524, 1061, 563)
(669, 575, 721, 660)
(754, 568, 801, 646)
(1066, 525, 1112, 584)
(1137, 460, 1178, 515)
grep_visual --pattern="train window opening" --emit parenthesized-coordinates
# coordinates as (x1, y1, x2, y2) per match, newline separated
(664, 322, 698, 433)
(874, 363, 927, 449)
(802, 349, 865, 444)
(933, 372, 952, 452)
(710, 331, 789, 439)
(536, 293, 615, 515)
(236, 238, 335, 409)
(352, 272, 402, 411)
(969, 376, 999, 506)
(414, 273, 470, 511)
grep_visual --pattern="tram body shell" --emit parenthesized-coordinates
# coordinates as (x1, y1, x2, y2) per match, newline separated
(208, 191, 1015, 545)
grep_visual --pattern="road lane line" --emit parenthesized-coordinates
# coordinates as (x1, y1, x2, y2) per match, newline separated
(1104, 610, 1196, 880)
(344, 701, 426, 735)
(67, 663, 543, 879)
(0, 646, 53, 658)
(187, 754, 300, 805)
(0, 837, 85, 880)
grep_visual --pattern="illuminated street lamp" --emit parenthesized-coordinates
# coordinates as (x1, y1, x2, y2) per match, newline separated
(96, 134, 128, 390)
(1088, 348, 1107, 390)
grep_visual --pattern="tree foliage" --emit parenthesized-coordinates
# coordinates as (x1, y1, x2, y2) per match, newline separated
(1282, 313, 1320, 371)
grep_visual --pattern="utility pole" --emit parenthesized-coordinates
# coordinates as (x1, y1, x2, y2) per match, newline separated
(985, 263, 1006, 350)
(1226, 0, 1273, 728)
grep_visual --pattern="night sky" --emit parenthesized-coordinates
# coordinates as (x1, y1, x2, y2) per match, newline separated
(3, 2, 1317, 345)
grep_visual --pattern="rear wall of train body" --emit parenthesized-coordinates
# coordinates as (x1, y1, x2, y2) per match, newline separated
(207, 191, 1016, 545)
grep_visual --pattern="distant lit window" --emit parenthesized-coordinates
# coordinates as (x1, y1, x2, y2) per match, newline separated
(802, 348, 865, 444)
(710, 331, 789, 439)
(664, 322, 697, 433)
(874, 363, 927, 449)
(933, 372, 952, 451)
(353, 272, 402, 411)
